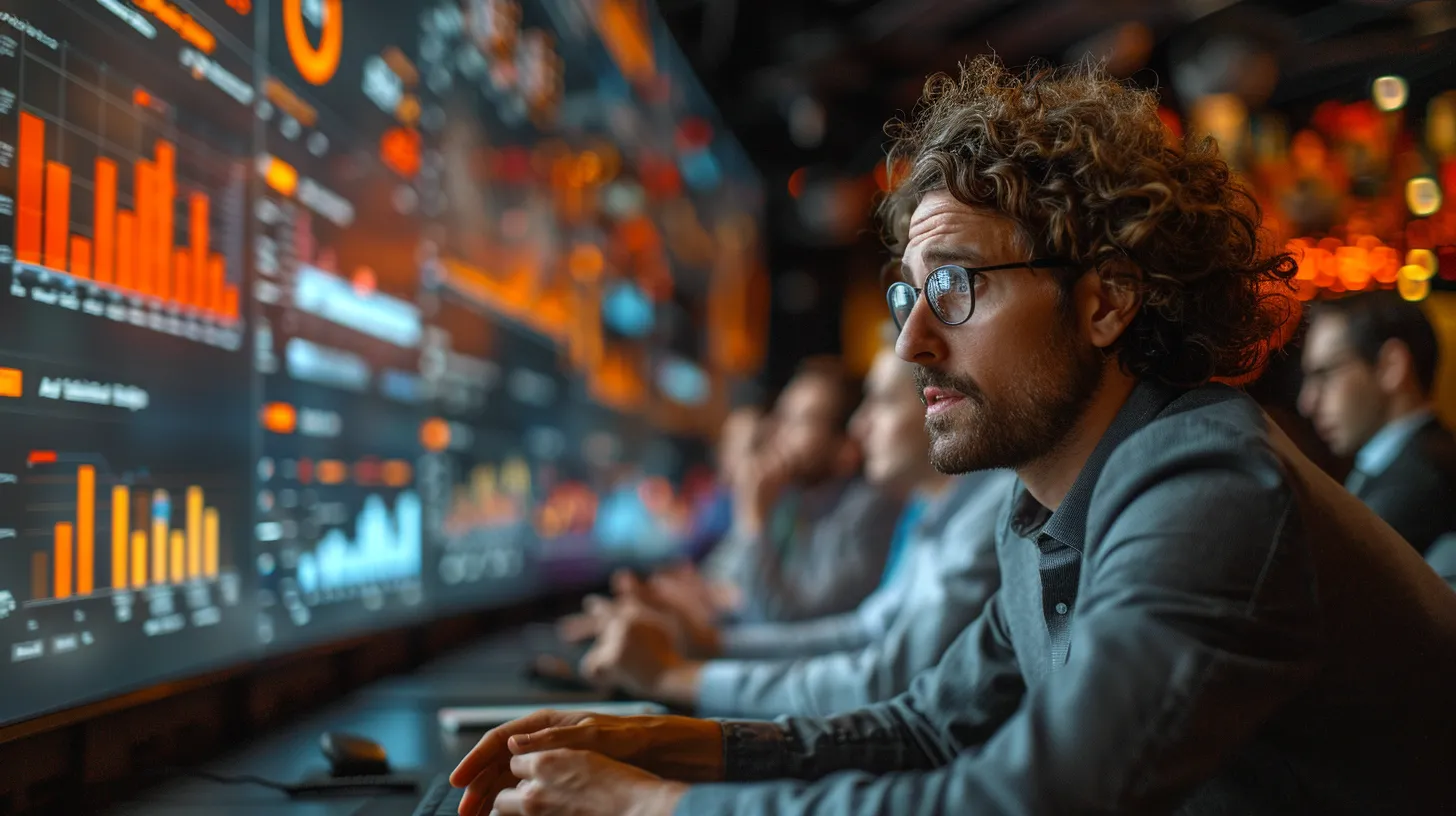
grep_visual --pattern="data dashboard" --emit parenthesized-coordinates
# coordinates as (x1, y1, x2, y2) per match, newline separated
(0, 0, 764, 727)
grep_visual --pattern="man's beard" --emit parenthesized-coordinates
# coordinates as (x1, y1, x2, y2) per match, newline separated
(914, 325, 1105, 474)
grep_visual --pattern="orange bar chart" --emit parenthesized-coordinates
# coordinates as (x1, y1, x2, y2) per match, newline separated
(189, 194, 208, 308)
(155, 141, 176, 302)
(12, 111, 235, 322)
(17, 112, 44, 264)
(151, 492, 167, 585)
(135, 159, 154, 296)
(112, 485, 130, 590)
(95, 158, 117, 283)
(186, 486, 203, 579)
(70, 237, 92, 280)
(169, 530, 184, 583)
(34, 463, 229, 600)
(76, 465, 95, 595)
(32, 553, 49, 602)
(116, 211, 137, 289)
(44, 161, 70, 270)
(204, 507, 219, 578)
(130, 530, 147, 588)
(54, 522, 73, 599)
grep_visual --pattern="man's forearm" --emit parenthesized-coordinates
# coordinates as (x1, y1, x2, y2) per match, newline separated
(714, 701, 948, 784)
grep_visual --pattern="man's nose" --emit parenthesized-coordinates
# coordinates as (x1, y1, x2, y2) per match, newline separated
(895, 297, 948, 364)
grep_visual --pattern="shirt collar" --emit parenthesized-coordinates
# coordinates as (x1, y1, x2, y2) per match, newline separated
(1354, 409, 1435, 478)
(1009, 379, 1183, 551)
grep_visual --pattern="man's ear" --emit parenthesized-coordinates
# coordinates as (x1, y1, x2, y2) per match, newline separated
(1078, 262, 1141, 350)
(1375, 338, 1415, 394)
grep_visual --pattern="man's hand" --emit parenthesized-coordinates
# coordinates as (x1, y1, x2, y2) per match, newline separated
(579, 603, 704, 706)
(452, 710, 598, 816)
(646, 566, 734, 635)
(450, 710, 723, 816)
(618, 572, 722, 658)
(556, 594, 616, 644)
(490, 750, 687, 816)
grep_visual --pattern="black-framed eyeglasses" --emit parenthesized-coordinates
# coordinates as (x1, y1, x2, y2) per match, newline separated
(886, 259, 1072, 331)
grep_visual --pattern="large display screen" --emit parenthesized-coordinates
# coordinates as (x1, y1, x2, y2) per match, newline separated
(0, 0, 764, 726)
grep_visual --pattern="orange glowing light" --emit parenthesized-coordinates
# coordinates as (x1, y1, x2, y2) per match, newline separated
(1291, 130, 1327, 176)
(380, 127, 422, 178)
(134, 0, 217, 54)
(261, 402, 297, 434)
(317, 459, 347, 485)
(1407, 248, 1438, 279)
(0, 367, 22, 398)
(352, 266, 377, 295)
(596, 0, 655, 82)
(382, 460, 413, 488)
(420, 418, 451, 452)
(1398, 275, 1431, 302)
(283, 0, 343, 86)
(578, 151, 603, 184)
(788, 168, 806, 199)
(1157, 107, 1183, 142)
(568, 245, 604, 282)
(261, 155, 298, 196)
(264, 79, 318, 127)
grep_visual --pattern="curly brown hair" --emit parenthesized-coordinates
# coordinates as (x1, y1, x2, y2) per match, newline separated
(880, 57, 1298, 388)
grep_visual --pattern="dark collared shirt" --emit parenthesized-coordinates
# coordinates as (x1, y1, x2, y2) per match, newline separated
(677, 381, 1456, 815)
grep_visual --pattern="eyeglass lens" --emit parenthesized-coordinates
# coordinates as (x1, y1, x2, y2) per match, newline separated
(886, 266, 974, 330)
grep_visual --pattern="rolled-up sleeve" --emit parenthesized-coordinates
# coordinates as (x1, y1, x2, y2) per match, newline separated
(674, 417, 1325, 815)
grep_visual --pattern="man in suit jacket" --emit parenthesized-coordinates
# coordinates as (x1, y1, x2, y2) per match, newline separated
(1299, 293, 1456, 554)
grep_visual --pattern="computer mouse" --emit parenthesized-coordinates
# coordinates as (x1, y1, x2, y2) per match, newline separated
(319, 731, 391, 777)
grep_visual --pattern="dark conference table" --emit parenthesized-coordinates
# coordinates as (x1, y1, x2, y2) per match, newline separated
(108, 624, 611, 816)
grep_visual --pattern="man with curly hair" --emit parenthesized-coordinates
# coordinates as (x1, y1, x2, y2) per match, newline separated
(450, 59, 1456, 816)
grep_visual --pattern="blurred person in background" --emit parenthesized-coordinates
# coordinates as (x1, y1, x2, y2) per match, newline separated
(566, 358, 902, 638)
(559, 409, 766, 647)
(452, 58, 1456, 816)
(1299, 293, 1456, 555)
(572, 333, 1009, 718)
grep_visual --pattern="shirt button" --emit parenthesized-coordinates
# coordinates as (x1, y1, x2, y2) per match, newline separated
(1055, 602, 1069, 615)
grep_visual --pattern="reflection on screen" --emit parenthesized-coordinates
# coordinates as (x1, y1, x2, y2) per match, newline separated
(0, 0, 764, 727)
